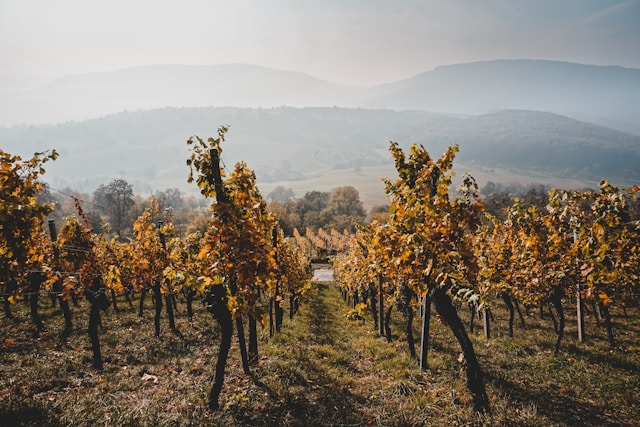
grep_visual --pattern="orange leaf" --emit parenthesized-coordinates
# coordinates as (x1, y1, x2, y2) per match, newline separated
(560, 386, 574, 395)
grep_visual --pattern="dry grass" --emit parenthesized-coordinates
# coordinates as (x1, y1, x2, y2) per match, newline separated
(1, 284, 639, 426)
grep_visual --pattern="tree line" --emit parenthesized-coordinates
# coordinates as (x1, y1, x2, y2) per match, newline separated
(38, 179, 370, 246)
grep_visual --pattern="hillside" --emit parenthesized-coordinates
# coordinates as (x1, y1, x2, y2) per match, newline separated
(0, 64, 359, 127)
(365, 60, 640, 134)
(2, 107, 639, 203)
(448, 110, 640, 182)
(36, 64, 358, 115)
(2, 60, 639, 135)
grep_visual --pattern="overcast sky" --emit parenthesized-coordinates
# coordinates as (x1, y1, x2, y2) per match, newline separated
(1, 0, 640, 87)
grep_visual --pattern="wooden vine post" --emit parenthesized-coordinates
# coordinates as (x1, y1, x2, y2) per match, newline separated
(273, 227, 284, 333)
(576, 284, 584, 342)
(378, 274, 384, 337)
(419, 293, 430, 370)
(574, 229, 585, 342)
(47, 220, 73, 342)
(483, 308, 491, 339)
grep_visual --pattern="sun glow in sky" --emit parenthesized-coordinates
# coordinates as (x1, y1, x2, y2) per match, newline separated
(1, 0, 640, 87)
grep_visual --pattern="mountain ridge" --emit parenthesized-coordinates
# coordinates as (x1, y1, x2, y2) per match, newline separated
(364, 59, 640, 134)
(2, 59, 639, 134)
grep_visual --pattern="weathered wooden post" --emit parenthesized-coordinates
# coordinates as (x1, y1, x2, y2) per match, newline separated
(419, 293, 431, 370)
(574, 229, 585, 342)
(483, 307, 491, 339)
(273, 227, 284, 333)
(378, 274, 384, 337)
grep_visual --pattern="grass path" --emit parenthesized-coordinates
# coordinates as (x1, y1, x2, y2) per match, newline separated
(221, 282, 481, 426)
(249, 282, 372, 425)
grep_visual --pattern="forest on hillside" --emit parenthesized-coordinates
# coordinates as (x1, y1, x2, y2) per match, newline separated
(3, 107, 640, 194)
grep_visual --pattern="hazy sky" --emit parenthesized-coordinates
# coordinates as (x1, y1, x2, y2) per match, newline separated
(2, 0, 640, 87)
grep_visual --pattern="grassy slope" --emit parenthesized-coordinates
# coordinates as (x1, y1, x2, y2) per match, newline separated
(1, 282, 639, 426)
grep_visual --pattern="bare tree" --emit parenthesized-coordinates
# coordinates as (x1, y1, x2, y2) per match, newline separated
(94, 178, 135, 237)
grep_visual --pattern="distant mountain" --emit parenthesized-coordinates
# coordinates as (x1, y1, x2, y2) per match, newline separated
(1, 64, 359, 126)
(1, 60, 638, 135)
(364, 59, 640, 134)
(2, 107, 639, 198)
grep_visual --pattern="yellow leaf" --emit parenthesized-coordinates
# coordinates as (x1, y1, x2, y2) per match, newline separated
(598, 292, 611, 306)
